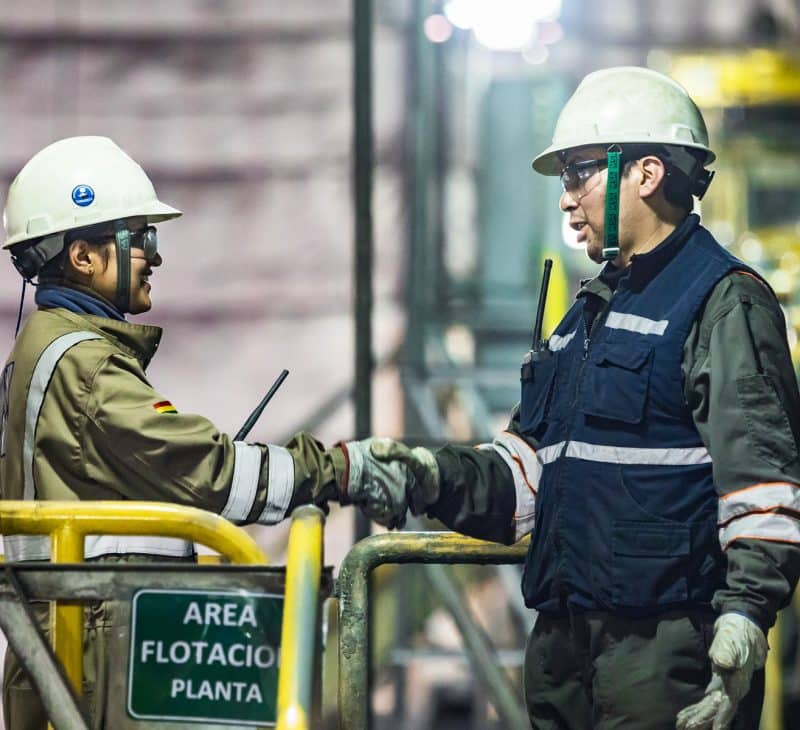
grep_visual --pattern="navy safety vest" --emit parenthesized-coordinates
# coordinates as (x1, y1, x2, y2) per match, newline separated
(519, 218, 758, 615)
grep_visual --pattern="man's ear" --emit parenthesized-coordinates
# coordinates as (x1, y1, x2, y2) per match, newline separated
(638, 155, 668, 200)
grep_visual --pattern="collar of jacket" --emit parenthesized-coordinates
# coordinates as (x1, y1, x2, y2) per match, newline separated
(48, 307, 163, 369)
(578, 213, 701, 301)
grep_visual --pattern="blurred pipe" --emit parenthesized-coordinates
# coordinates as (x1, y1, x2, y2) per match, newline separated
(352, 5, 375, 729)
(353, 0, 374, 546)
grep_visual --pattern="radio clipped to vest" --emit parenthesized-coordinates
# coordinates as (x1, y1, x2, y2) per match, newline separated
(521, 258, 553, 380)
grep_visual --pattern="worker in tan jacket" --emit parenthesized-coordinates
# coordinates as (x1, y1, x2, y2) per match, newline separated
(0, 136, 398, 729)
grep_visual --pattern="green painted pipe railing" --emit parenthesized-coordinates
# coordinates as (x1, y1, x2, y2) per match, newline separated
(337, 531, 530, 730)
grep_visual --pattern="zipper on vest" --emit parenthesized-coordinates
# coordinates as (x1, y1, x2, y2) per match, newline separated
(582, 292, 616, 361)
(553, 293, 616, 596)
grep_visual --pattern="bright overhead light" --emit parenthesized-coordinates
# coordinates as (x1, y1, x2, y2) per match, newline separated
(444, 0, 478, 29)
(446, 0, 563, 51)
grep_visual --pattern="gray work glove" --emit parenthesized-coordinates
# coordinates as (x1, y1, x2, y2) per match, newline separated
(369, 439, 440, 515)
(675, 613, 768, 730)
(337, 438, 415, 529)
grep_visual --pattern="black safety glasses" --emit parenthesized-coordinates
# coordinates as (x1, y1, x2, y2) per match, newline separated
(129, 226, 158, 261)
(81, 225, 158, 261)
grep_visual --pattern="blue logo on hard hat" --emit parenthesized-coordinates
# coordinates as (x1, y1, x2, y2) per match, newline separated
(71, 185, 95, 207)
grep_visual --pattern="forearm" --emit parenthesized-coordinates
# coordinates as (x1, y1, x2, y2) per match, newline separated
(283, 430, 340, 511)
(714, 539, 800, 631)
(429, 436, 527, 544)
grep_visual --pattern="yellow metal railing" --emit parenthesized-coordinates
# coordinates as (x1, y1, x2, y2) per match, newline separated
(0, 500, 269, 703)
(276, 505, 325, 730)
(762, 611, 782, 730)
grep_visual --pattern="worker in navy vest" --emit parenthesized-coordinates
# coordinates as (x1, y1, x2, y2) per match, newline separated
(330, 66, 800, 729)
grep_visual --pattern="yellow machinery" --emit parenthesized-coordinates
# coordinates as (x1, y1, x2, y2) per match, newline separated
(670, 50, 800, 371)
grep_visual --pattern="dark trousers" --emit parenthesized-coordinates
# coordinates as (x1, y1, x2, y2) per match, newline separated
(523, 610, 764, 730)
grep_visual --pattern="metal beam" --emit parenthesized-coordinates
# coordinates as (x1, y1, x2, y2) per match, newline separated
(352, 0, 374, 543)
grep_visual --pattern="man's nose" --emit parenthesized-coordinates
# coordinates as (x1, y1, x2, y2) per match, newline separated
(560, 188, 578, 212)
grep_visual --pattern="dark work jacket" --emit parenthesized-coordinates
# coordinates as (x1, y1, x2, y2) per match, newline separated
(518, 219, 759, 614)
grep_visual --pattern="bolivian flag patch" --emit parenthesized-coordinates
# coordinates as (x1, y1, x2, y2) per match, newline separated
(153, 400, 178, 414)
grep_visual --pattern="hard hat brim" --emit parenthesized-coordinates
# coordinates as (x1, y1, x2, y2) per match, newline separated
(532, 138, 716, 176)
(2, 200, 182, 249)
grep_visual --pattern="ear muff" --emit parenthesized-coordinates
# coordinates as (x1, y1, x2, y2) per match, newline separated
(691, 168, 715, 200)
(10, 234, 64, 280)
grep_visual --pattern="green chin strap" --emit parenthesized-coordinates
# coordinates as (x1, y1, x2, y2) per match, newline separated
(113, 221, 131, 313)
(602, 148, 622, 260)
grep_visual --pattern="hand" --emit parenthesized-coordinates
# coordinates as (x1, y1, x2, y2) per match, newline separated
(675, 613, 768, 730)
(369, 439, 440, 514)
(338, 438, 415, 529)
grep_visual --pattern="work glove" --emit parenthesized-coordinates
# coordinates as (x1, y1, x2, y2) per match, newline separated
(369, 439, 440, 515)
(336, 438, 416, 529)
(675, 613, 768, 730)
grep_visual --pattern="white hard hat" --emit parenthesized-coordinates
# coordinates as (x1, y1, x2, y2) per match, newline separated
(2, 136, 181, 249)
(532, 66, 715, 175)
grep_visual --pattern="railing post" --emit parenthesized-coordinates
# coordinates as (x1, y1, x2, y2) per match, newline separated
(49, 522, 84, 698)
(276, 505, 326, 730)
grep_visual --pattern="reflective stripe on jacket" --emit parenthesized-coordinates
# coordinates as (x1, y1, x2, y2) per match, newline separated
(0, 308, 296, 561)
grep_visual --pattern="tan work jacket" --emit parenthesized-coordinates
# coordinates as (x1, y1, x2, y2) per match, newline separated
(0, 307, 297, 561)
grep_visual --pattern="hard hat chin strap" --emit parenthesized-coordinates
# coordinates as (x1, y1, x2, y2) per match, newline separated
(114, 221, 131, 313)
(602, 148, 622, 260)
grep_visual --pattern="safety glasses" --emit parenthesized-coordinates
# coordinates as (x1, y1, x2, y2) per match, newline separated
(559, 158, 608, 196)
(83, 225, 158, 261)
(128, 226, 158, 261)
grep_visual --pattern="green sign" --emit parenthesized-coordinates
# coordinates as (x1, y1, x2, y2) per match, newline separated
(127, 589, 283, 726)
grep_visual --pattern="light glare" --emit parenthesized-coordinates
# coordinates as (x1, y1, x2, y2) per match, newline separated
(424, 14, 454, 43)
(523, 43, 550, 65)
(444, 0, 478, 30)
(446, 0, 563, 51)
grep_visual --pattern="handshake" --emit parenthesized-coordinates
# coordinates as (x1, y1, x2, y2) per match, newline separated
(329, 438, 441, 528)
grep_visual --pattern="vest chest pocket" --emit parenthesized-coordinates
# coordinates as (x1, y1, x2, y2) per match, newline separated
(581, 343, 653, 424)
(520, 351, 557, 436)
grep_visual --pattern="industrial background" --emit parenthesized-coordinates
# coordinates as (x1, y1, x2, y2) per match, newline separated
(0, 0, 799, 728)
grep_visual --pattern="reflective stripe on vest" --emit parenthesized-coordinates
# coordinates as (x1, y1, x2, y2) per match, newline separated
(604, 311, 669, 336)
(11, 330, 194, 561)
(537, 440, 711, 467)
(549, 330, 576, 352)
